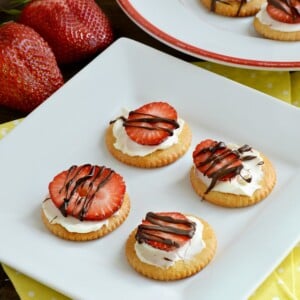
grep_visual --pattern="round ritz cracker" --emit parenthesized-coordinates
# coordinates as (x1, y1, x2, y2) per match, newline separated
(126, 213, 217, 281)
(42, 194, 130, 241)
(105, 122, 192, 168)
(41, 164, 130, 241)
(253, 0, 300, 41)
(105, 101, 192, 168)
(253, 17, 300, 41)
(200, 0, 266, 17)
(190, 139, 276, 208)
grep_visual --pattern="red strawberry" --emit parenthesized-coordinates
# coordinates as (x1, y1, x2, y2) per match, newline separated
(124, 102, 180, 146)
(0, 22, 64, 113)
(193, 139, 243, 192)
(266, 0, 300, 23)
(19, 0, 114, 64)
(135, 212, 196, 252)
(48, 164, 126, 221)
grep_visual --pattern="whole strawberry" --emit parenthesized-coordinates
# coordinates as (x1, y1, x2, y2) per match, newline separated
(0, 22, 64, 112)
(19, 0, 114, 64)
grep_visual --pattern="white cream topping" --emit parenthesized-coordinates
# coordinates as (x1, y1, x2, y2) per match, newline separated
(42, 197, 109, 233)
(112, 109, 184, 157)
(256, 3, 300, 32)
(195, 144, 263, 196)
(134, 216, 205, 268)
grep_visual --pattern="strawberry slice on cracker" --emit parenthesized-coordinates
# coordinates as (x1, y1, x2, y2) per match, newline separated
(124, 102, 180, 146)
(267, 0, 300, 23)
(193, 139, 244, 193)
(49, 164, 126, 221)
(136, 212, 196, 252)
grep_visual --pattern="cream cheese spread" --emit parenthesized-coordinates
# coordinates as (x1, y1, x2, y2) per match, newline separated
(134, 216, 205, 268)
(42, 197, 110, 233)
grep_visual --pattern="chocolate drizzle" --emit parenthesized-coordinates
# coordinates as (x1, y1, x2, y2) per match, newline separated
(135, 212, 196, 249)
(193, 141, 261, 194)
(210, 0, 248, 16)
(268, 0, 300, 20)
(110, 111, 179, 136)
(57, 164, 114, 221)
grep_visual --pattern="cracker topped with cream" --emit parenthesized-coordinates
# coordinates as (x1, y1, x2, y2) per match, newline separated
(125, 211, 217, 280)
(254, 0, 300, 41)
(106, 101, 192, 168)
(42, 164, 130, 241)
(190, 139, 276, 207)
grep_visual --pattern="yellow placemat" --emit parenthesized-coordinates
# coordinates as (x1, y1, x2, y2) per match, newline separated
(1, 63, 300, 300)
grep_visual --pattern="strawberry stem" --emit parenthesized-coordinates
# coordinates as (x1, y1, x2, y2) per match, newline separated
(0, 8, 21, 15)
(0, 0, 31, 16)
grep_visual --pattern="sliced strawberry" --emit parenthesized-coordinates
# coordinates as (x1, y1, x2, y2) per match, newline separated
(135, 212, 196, 252)
(124, 102, 179, 146)
(48, 164, 126, 221)
(193, 139, 243, 188)
(267, 0, 300, 23)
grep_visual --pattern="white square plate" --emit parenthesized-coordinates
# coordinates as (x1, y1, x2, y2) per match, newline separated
(0, 38, 299, 300)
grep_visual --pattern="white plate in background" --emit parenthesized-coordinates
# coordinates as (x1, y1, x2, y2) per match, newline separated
(0, 38, 299, 300)
(118, 0, 300, 70)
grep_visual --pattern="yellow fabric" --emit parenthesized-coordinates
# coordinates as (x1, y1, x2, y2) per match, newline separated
(1, 63, 300, 300)
(195, 62, 300, 107)
(0, 119, 23, 137)
(290, 72, 300, 107)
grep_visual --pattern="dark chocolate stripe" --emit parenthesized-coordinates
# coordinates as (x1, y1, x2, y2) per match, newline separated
(110, 111, 179, 136)
(209, 0, 247, 16)
(58, 165, 114, 220)
(194, 141, 259, 194)
(135, 212, 196, 249)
